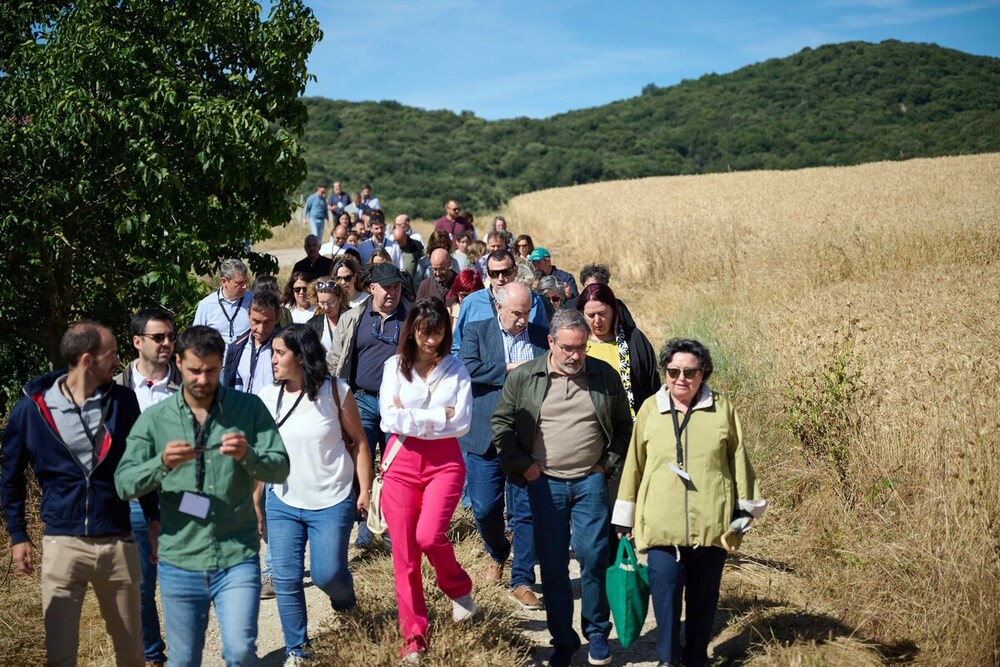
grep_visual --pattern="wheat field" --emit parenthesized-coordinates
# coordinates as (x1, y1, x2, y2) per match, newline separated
(505, 152, 1000, 665)
(3, 154, 997, 666)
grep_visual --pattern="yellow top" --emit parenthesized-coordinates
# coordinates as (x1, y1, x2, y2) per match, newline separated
(587, 339, 619, 372)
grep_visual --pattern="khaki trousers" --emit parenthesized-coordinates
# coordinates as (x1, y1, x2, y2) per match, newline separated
(41, 534, 144, 667)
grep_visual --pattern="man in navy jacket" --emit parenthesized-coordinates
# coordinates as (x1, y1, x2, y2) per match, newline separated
(458, 282, 548, 611)
(2, 321, 156, 667)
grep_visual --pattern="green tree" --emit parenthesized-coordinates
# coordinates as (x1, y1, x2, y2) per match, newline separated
(0, 0, 321, 402)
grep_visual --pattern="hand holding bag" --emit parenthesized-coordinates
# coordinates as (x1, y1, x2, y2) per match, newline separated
(605, 537, 650, 649)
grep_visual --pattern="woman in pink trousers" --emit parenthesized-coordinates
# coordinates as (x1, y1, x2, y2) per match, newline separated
(378, 297, 476, 664)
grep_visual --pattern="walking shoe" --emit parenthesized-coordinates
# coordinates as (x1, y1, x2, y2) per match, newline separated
(508, 585, 543, 610)
(587, 634, 612, 665)
(547, 645, 576, 667)
(482, 559, 504, 585)
(260, 573, 275, 600)
(451, 593, 477, 622)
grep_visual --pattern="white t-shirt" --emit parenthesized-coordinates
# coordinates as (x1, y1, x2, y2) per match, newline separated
(290, 306, 316, 324)
(258, 378, 354, 510)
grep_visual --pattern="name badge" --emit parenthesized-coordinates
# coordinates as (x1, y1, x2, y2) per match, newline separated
(669, 463, 691, 481)
(179, 492, 211, 519)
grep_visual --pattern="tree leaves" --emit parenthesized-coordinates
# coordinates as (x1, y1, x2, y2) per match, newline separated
(0, 0, 320, 401)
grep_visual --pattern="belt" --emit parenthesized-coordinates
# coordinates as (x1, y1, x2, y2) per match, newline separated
(352, 386, 379, 398)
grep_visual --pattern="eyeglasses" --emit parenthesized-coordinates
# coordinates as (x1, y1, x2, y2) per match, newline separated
(431, 266, 450, 274)
(556, 343, 586, 355)
(292, 286, 308, 293)
(140, 332, 177, 344)
(487, 267, 515, 279)
(665, 367, 702, 380)
(335, 274, 354, 283)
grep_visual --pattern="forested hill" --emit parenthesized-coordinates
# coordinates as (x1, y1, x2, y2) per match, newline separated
(301, 40, 1000, 219)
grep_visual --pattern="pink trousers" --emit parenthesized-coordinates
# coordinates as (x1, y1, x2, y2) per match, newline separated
(382, 434, 473, 651)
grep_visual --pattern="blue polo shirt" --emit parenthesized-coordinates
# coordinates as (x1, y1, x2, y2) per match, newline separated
(351, 301, 406, 394)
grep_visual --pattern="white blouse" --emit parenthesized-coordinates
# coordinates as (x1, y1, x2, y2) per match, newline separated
(378, 354, 472, 440)
(258, 378, 354, 510)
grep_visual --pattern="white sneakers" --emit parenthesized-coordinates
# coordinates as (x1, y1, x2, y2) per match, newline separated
(452, 593, 477, 622)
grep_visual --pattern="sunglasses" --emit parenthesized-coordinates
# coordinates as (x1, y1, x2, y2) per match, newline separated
(487, 267, 515, 279)
(335, 274, 354, 283)
(316, 280, 338, 290)
(665, 367, 701, 380)
(292, 287, 308, 293)
(140, 332, 177, 344)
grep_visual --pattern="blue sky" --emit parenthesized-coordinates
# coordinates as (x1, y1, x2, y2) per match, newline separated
(303, 0, 1000, 120)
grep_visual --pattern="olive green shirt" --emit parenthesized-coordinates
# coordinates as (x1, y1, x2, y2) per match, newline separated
(116, 384, 289, 571)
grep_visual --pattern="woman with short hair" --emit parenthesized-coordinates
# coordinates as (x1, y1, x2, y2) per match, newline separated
(612, 339, 766, 667)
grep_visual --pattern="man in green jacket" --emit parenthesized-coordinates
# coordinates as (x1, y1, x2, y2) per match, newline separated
(492, 310, 632, 667)
(116, 325, 289, 667)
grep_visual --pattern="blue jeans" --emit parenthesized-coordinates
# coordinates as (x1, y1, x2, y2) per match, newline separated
(260, 486, 272, 577)
(159, 557, 261, 667)
(308, 218, 325, 242)
(526, 472, 611, 651)
(648, 545, 727, 667)
(465, 447, 536, 589)
(129, 500, 166, 664)
(354, 389, 388, 546)
(267, 489, 356, 656)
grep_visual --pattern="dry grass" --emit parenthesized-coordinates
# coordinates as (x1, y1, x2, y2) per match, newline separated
(312, 510, 533, 666)
(5, 156, 997, 665)
(503, 153, 1000, 665)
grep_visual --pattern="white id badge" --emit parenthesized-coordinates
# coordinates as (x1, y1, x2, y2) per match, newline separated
(179, 492, 211, 519)
(669, 463, 691, 481)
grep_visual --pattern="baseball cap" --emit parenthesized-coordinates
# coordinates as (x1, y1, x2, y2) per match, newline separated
(369, 263, 403, 287)
(528, 248, 550, 262)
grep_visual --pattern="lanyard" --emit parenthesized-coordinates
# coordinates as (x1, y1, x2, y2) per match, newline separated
(274, 384, 307, 428)
(191, 411, 209, 493)
(668, 394, 694, 469)
(61, 381, 112, 463)
(217, 290, 246, 341)
(245, 337, 269, 394)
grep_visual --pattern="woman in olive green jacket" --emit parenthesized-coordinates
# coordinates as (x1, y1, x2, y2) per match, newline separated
(611, 339, 766, 667)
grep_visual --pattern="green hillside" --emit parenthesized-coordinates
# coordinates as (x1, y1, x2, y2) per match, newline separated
(301, 40, 1000, 219)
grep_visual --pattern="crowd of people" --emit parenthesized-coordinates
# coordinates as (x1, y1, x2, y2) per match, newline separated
(1, 190, 767, 667)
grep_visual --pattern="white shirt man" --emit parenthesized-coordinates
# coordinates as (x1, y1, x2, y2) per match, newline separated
(193, 259, 253, 346)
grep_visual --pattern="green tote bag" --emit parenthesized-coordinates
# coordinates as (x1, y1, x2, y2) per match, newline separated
(605, 537, 650, 649)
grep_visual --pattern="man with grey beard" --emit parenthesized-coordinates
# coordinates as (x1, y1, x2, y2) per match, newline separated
(491, 309, 632, 667)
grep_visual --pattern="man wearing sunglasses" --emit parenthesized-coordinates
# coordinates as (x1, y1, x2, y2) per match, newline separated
(115, 307, 180, 667)
(326, 263, 409, 548)
(451, 249, 549, 355)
